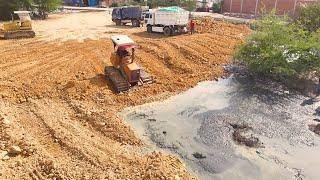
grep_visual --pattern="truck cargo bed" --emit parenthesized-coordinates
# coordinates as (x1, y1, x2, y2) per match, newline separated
(153, 11, 189, 26)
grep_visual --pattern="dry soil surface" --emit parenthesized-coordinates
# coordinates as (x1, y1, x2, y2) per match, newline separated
(0, 11, 251, 179)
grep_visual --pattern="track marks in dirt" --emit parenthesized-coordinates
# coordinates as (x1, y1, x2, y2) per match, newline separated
(0, 101, 105, 179)
(0, 32, 250, 145)
(0, 20, 250, 179)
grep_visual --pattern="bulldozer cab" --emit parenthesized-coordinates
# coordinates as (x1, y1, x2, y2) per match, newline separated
(111, 35, 136, 55)
(13, 11, 32, 29)
(116, 45, 135, 63)
(1, 11, 32, 31)
(13, 11, 31, 21)
(12, 13, 20, 21)
(110, 35, 137, 67)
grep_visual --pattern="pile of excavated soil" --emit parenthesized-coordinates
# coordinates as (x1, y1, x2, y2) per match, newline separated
(195, 17, 249, 37)
(0, 12, 251, 179)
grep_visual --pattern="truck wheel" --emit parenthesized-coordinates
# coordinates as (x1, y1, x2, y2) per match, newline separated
(115, 20, 121, 26)
(132, 19, 140, 27)
(147, 26, 152, 33)
(163, 27, 172, 36)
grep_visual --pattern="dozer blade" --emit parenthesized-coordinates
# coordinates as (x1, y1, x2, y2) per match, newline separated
(105, 66, 130, 93)
(2, 30, 35, 39)
(140, 69, 154, 84)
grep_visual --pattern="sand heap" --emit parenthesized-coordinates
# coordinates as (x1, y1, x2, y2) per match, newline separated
(195, 17, 251, 37)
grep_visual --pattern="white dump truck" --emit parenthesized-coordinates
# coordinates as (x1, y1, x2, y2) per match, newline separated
(144, 6, 189, 36)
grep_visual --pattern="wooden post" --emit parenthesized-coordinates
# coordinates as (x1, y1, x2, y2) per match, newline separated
(230, 0, 233, 12)
(255, 0, 259, 16)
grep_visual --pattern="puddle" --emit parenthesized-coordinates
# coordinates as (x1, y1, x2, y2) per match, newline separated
(121, 76, 320, 180)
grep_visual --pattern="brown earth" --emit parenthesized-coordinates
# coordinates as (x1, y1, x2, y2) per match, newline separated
(0, 12, 251, 179)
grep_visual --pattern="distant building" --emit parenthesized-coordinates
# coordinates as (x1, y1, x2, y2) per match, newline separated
(222, 0, 317, 17)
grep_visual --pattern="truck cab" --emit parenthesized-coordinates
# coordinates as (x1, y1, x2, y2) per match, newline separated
(144, 11, 153, 26)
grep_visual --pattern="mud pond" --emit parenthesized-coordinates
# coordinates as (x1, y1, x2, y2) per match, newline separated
(121, 75, 320, 180)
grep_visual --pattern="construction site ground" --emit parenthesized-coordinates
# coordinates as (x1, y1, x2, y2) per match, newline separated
(0, 11, 251, 179)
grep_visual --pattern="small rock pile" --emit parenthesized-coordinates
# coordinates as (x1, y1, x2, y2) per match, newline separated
(230, 123, 261, 148)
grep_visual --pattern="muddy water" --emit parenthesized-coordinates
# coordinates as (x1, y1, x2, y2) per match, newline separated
(121, 75, 320, 180)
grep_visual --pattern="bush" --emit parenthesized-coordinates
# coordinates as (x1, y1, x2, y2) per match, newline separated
(212, 2, 221, 13)
(295, 2, 320, 32)
(0, 0, 61, 20)
(181, 0, 196, 12)
(0, 0, 32, 21)
(236, 13, 320, 78)
(147, 0, 179, 9)
(110, 2, 119, 7)
(33, 0, 61, 19)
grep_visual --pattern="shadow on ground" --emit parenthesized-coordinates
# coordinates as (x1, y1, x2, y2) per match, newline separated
(132, 31, 172, 39)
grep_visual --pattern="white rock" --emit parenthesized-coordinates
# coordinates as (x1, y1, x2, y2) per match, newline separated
(9, 145, 22, 155)
(2, 155, 9, 160)
(174, 175, 180, 180)
(1, 151, 8, 157)
(0, 151, 9, 160)
(2, 117, 10, 125)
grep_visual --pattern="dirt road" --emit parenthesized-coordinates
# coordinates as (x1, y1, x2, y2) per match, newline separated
(0, 11, 250, 179)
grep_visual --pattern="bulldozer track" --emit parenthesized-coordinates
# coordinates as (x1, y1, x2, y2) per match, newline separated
(2, 30, 35, 39)
(105, 66, 130, 93)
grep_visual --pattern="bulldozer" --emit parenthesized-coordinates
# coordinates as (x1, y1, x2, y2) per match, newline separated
(105, 35, 153, 92)
(0, 11, 35, 39)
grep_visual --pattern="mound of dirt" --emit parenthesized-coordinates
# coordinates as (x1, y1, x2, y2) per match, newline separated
(195, 17, 250, 37)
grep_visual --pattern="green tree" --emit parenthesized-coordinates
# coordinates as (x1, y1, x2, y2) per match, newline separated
(295, 2, 320, 33)
(0, 0, 32, 21)
(33, 0, 61, 19)
(236, 13, 320, 78)
(147, 0, 179, 8)
(212, 2, 221, 13)
(110, 2, 119, 7)
(181, 0, 196, 12)
(0, 0, 61, 20)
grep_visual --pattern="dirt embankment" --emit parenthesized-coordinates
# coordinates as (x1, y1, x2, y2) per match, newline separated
(0, 13, 251, 179)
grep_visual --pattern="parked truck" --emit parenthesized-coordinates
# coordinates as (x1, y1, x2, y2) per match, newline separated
(112, 6, 148, 27)
(144, 6, 189, 36)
